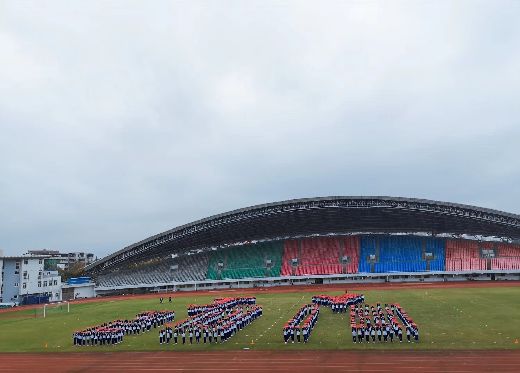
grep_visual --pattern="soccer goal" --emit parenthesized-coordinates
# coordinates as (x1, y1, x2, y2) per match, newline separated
(42, 301, 70, 318)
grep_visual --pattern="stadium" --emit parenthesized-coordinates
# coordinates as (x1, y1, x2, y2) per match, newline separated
(86, 196, 520, 294)
(2, 196, 520, 372)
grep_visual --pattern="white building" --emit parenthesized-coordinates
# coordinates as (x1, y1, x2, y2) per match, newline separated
(0, 256, 62, 304)
(62, 282, 96, 300)
(26, 250, 95, 270)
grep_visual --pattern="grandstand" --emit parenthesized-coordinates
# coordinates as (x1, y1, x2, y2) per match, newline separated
(359, 236, 445, 273)
(207, 241, 283, 280)
(86, 196, 520, 293)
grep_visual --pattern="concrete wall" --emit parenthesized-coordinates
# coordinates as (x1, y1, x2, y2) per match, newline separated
(75, 284, 95, 299)
(41, 271, 62, 302)
(72, 284, 95, 299)
(20, 257, 43, 295)
(2, 260, 21, 302)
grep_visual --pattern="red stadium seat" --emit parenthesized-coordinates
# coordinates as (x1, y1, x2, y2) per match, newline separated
(281, 237, 360, 276)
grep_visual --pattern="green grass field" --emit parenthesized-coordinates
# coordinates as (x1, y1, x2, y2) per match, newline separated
(1, 286, 519, 352)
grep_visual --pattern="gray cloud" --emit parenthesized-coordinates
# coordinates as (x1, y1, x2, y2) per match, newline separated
(1, 0, 519, 257)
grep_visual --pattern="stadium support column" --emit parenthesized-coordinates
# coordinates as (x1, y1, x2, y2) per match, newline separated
(372, 238, 380, 274)
(423, 239, 430, 271)
(340, 238, 346, 274)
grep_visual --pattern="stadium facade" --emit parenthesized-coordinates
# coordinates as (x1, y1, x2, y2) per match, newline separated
(85, 197, 520, 294)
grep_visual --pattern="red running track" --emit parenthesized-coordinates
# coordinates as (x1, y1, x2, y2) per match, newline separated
(1, 350, 520, 372)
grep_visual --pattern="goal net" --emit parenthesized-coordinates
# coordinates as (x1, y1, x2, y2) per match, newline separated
(35, 301, 70, 318)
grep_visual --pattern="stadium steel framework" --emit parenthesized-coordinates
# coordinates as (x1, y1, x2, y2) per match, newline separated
(86, 196, 520, 274)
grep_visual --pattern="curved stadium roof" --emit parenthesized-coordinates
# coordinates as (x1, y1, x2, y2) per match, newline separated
(86, 196, 520, 273)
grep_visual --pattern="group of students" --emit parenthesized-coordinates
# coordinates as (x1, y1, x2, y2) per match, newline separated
(73, 310, 175, 346)
(312, 293, 365, 313)
(350, 303, 419, 343)
(392, 303, 419, 341)
(282, 303, 320, 344)
(159, 297, 262, 345)
(186, 297, 256, 316)
(72, 327, 124, 346)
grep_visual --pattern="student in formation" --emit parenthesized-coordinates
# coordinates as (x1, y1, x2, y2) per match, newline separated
(284, 327, 289, 344)
(159, 329, 165, 344)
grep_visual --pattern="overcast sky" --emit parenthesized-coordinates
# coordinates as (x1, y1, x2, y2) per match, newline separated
(1, 0, 519, 258)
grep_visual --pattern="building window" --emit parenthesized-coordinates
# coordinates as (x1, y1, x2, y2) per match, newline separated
(43, 281, 48, 287)
(39, 259, 43, 265)
(15, 262, 20, 270)
(23, 271, 28, 280)
(22, 283, 26, 289)
(23, 259, 28, 265)
(14, 283, 19, 287)
(53, 280, 58, 286)
(38, 281, 41, 287)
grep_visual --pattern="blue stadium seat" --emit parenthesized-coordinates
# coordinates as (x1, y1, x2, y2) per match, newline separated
(359, 236, 445, 273)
